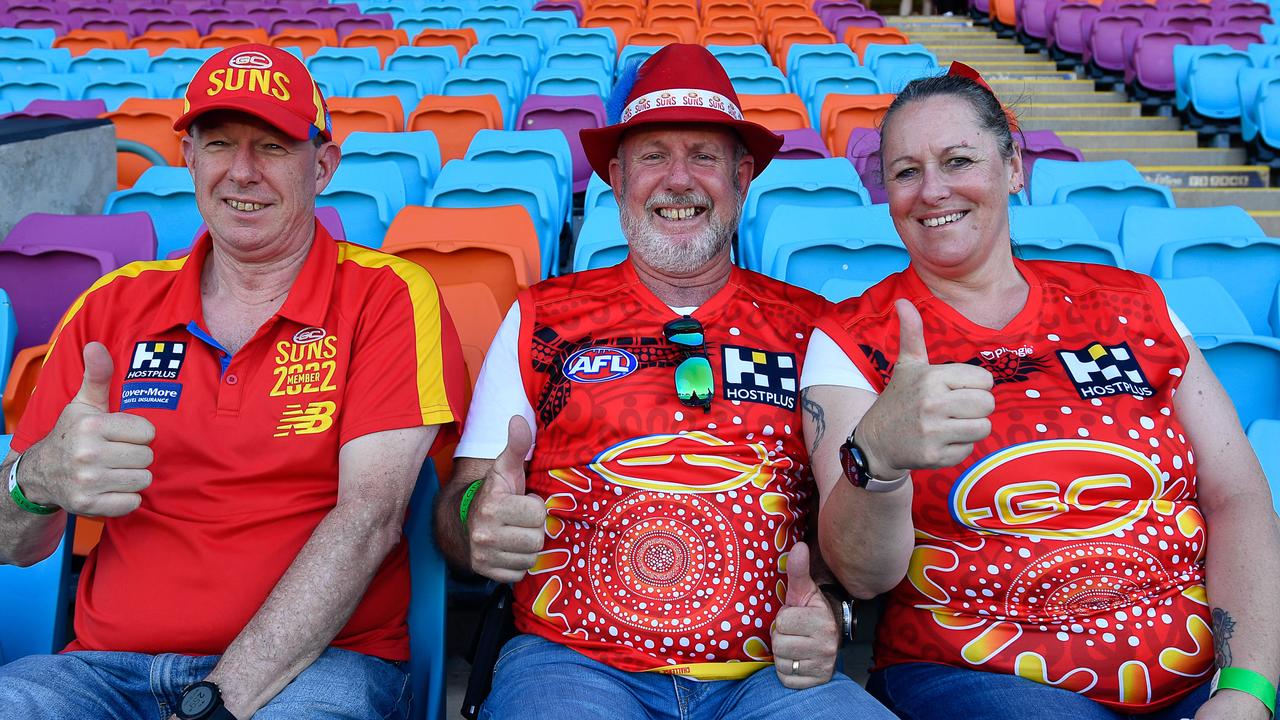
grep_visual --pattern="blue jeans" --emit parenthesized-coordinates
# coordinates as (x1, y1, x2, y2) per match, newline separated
(867, 662, 1212, 720)
(0, 647, 409, 719)
(481, 634, 897, 720)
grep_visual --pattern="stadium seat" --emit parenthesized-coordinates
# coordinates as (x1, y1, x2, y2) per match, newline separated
(317, 160, 407, 247)
(411, 28, 478, 64)
(0, 48, 71, 76)
(785, 43, 858, 79)
(1127, 28, 1192, 96)
(530, 66, 609, 97)
(350, 71, 432, 120)
(2, 342, 46, 434)
(1120, 205, 1265, 275)
(544, 46, 614, 77)
(863, 43, 937, 91)
(436, 282, 503, 407)
(407, 94, 504, 162)
(738, 93, 811, 131)
(385, 45, 459, 91)
(0, 28, 56, 51)
(104, 185, 201, 260)
(130, 29, 202, 55)
(54, 29, 129, 54)
(846, 27, 909, 59)
(459, 12, 515, 42)
(1175, 44, 1252, 123)
(462, 45, 533, 94)
(761, 204, 906, 291)
(1152, 233, 1280, 336)
(198, 28, 270, 49)
(728, 66, 789, 95)
(268, 28, 340, 57)
(484, 29, 546, 67)
(1195, 334, 1280, 428)
(777, 127, 831, 159)
(521, 11, 577, 47)
(819, 92, 894, 157)
(68, 48, 151, 77)
(1239, 67, 1280, 150)
(326, 96, 406, 143)
(341, 28, 411, 62)
(1156, 276, 1254, 335)
(799, 67, 881, 127)
(0, 246, 116, 353)
(405, 460, 449, 720)
(1029, 159, 1175, 246)
(818, 276, 876, 302)
(440, 67, 520, 128)
(1009, 204, 1125, 267)
(0, 76, 75, 108)
(305, 46, 383, 96)
(465, 127, 573, 243)
(0, 290, 15, 389)
(428, 158, 561, 269)
(572, 205, 628, 271)
(381, 205, 539, 312)
(706, 43, 771, 71)
(583, 172, 617, 217)
(515, 94, 605, 194)
(342, 130, 441, 206)
(739, 158, 872, 272)
(1245, 419, 1280, 512)
(616, 43, 661, 74)
(553, 27, 617, 57)
(0, 481, 75, 665)
(3, 211, 157, 268)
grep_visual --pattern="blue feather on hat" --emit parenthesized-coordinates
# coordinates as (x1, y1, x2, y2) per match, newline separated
(605, 58, 643, 125)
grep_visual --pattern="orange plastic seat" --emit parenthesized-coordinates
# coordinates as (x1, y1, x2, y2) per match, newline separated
(102, 98, 186, 189)
(341, 28, 410, 63)
(770, 28, 835, 67)
(269, 28, 339, 57)
(701, 0, 754, 15)
(762, 7, 823, 27)
(582, 11, 639, 42)
(3, 343, 48, 434)
(846, 27, 910, 58)
(129, 29, 200, 54)
(73, 517, 104, 557)
(54, 29, 128, 54)
(590, 0, 645, 12)
(438, 282, 504, 392)
(698, 28, 761, 44)
(198, 29, 270, 49)
(381, 205, 540, 316)
(625, 28, 685, 46)
(649, 0, 697, 11)
(990, 0, 1017, 27)
(820, 92, 894, 156)
(644, 16, 699, 43)
(699, 12, 762, 37)
(407, 94, 504, 162)
(411, 28, 478, 65)
(739, 93, 811, 130)
(326, 96, 405, 143)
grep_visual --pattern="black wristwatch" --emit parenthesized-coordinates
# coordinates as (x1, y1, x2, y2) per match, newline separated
(176, 681, 238, 720)
(820, 583, 856, 645)
(838, 426, 909, 493)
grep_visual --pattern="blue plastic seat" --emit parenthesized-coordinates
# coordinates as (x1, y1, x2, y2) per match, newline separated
(1009, 204, 1124, 267)
(1247, 419, 1280, 513)
(799, 67, 881, 127)
(0, 98, 9, 114)
(1239, 67, 1280, 147)
(386, 46, 459, 92)
(583, 172, 616, 217)
(428, 158, 562, 271)
(441, 67, 520, 128)
(351, 71, 432, 121)
(0, 290, 16, 388)
(520, 10, 576, 48)
(1195, 333, 1280, 428)
(617, 45, 661, 77)
(530, 65, 609, 97)
(82, 73, 171, 111)
(1120, 205, 1265, 276)
(543, 46, 614, 77)
(463, 46, 533, 95)
(739, 158, 872, 272)
(104, 186, 202, 260)
(0, 47, 72, 75)
(306, 47, 384, 95)
(1263, 23, 1280, 44)
(397, 14, 450, 37)
(405, 460, 448, 720)
(0, 76, 74, 107)
(706, 44, 771, 71)
(1248, 43, 1280, 68)
(70, 48, 152, 77)
(464, 127, 573, 248)
(484, 29, 545, 66)
(419, 2, 466, 27)
(318, 160, 407, 248)
(1174, 44, 1252, 119)
(476, 2, 525, 26)
(149, 55, 208, 85)
(459, 12, 513, 42)
(1155, 276, 1254, 335)
(342, 130, 442, 206)
(863, 43, 938, 90)
(1029, 159, 1175, 246)
(818, 276, 877, 302)
(762, 204, 907, 290)
(0, 28, 56, 50)
(132, 166, 195, 193)
(785, 43, 858, 79)
(552, 27, 616, 57)
(1152, 234, 1280, 336)
(572, 205, 628, 271)
(728, 66, 789, 95)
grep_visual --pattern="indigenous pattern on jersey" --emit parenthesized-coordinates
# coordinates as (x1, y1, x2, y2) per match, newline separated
(512, 261, 831, 679)
(817, 260, 1210, 712)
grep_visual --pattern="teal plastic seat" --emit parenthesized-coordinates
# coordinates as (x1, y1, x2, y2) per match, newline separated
(707, 44, 771, 71)
(616, 44, 661, 77)
(0, 28, 57, 50)
(104, 185, 202, 260)
(520, 10, 576, 48)
(818, 276, 876, 302)
(82, 73, 172, 111)
(739, 158, 871, 272)
(441, 67, 521, 128)
(800, 67, 881, 126)
(729, 66, 789, 95)
(1174, 44, 1251, 118)
(761, 204, 906, 291)
(530, 65, 609, 97)
(343, 130, 442, 206)
(0, 48, 71, 75)
(553, 27, 616, 57)
(464, 127, 573, 236)
(351, 71, 432, 121)
(544, 46, 612, 76)
(583, 172, 616, 217)
(572, 205, 628, 271)
(0, 76, 75, 107)
(1156, 277, 1254, 336)
(1010, 204, 1124, 267)
(484, 29, 545, 66)
(1195, 333, 1280, 428)
(306, 47, 384, 95)
(0, 290, 16, 388)
(786, 42, 858, 79)
(1246, 419, 1280, 513)
(1120, 205, 1264, 276)
(405, 461, 448, 720)
(864, 43, 937, 90)
(459, 12, 513, 42)
(1030, 159, 1174, 246)
(1153, 234, 1280, 336)
(70, 48, 151, 77)
(132, 166, 195, 193)
(318, 160, 407, 248)
(386, 46, 459, 91)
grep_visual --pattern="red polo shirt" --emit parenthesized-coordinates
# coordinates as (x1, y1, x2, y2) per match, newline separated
(13, 222, 466, 660)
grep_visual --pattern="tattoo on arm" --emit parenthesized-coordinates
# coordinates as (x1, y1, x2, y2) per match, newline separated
(1212, 607, 1236, 668)
(801, 392, 826, 446)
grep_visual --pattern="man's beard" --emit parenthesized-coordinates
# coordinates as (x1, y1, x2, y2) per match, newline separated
(619, 188, 743, 274)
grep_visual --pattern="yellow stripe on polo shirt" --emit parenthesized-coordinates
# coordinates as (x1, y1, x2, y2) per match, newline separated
(337, 243, 453, 425)
(47, 256, 190, 358)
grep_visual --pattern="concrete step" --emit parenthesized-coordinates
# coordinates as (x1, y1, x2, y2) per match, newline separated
(931, 51, 1047, 62)
(988, 78, 1098, 92)
(1019, 116, 1182, 131)
(1000, 90, 1129, 103)
(1250, 211, 1280, 236)
(966, 61, 1066, 73)
(979, 70, 1083, 80)
(1083, 147, 1249, 164)
(1170, 187, 1280, 211)
(908, 35, 1027, 46)
(1056, 131, 1201, 149)
(1020, 102, 1142, 118)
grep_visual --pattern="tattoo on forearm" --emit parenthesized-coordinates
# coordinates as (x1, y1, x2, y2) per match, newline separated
(1212, 607, 1236, 668)
(801, 392, 826, 445)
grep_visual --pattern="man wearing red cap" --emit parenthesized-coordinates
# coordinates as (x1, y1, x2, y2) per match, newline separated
(0, 44, 466, 719)
(435, 44, 896, 719)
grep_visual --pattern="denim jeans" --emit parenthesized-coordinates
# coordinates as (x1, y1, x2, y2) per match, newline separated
(0, 646, 409, 719)
(480, 634, 897, 720)
(867, 662, 1212, 720)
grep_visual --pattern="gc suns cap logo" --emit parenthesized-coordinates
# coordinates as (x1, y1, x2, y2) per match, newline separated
(563, 347, 638, 383)
(229, 51, 272, 70)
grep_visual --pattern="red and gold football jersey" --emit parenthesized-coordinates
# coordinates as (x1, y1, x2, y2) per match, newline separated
(818, 260, 1211, 711)
(511, 262, 831, 678)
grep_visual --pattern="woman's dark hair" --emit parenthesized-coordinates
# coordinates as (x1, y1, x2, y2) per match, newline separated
(877, 73, 1018, 175)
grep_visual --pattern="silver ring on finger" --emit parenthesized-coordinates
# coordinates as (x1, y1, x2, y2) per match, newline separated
(791, 659, 800, 674)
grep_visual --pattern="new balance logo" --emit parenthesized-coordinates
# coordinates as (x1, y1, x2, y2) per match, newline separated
(274, 401, 336, 437)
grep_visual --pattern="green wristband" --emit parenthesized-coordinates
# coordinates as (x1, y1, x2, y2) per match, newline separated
(458, 478, 484, 526)
(1212, 667, 1278, 716)
(7, 454, 58, 516)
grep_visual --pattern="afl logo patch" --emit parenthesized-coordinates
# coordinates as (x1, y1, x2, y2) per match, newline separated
(564, 347, 638, 383)
(229, 51, 272, 69)
(293, 327, 327, 345)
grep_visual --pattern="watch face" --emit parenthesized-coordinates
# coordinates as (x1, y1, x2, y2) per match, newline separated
(839, 441, 868, 488)
(180, 685, 215, 717)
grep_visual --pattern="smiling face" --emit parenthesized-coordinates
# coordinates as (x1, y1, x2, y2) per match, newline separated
(609, 124, 753, 276)
(881, 95, 1024, 280)
(182, 111, 340, 257)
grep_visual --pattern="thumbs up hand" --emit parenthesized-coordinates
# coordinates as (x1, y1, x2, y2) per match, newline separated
(856, 300, 996, 478)
(21, 342, 156, 517)
(467, 415, 547, 584)
(771, 542, 839, 689)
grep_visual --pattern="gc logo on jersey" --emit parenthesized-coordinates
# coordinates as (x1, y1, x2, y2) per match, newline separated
(563, 347, 638, 383)
(1056, 341, 1155, 399)
(125, 341, 186, 381)
(722, 345, 797, 410)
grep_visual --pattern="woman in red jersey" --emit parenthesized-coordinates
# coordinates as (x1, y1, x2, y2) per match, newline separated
(798, 68, 1280, 720)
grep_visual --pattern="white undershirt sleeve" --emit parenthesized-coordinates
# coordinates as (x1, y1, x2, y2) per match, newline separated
(454, 303, 538, 461)
(798, 328, 877, 393)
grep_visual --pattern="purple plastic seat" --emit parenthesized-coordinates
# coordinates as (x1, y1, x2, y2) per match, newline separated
(81, 18, 135, 35)
(145, 17, 200, 34)
(1050, 2, 1099, 57)
(207, 16, 259, 32)
(1021, 0, 1054, 41)
(13, 17, 70, 33)
(777, 128, 830, 159)
(0, 245, 116, 352)
(831, 10, 886, 37)
(1194, 25, 1264, 48)
(844, 127, 880, 175)
(1088, 15, 1143, 70)
(516, 94, 606, 194)
(1215, 14, 1269, 31)
(335, 13, 394, 40)
(1126, 27, 1191, 90)
(1162, 14, 1214, 33)
(270, 17, 326, 33)
(533, 1, 584, 21)
(1018, 130, 1084, 181)
(3, 212, 157, 268)
(11, 98, 107, 118)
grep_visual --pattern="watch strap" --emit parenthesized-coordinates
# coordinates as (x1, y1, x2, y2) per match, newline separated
(841, 427, 910, 493)
(8, 454, 58, 516)
(1211, 667, 1277, 716)
(819, 583, 856, 645)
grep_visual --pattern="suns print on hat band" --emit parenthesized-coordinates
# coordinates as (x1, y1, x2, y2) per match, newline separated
(620, 88, 744, 124)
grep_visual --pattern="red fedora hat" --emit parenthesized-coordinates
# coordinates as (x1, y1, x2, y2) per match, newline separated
(580, 43, 783, 184)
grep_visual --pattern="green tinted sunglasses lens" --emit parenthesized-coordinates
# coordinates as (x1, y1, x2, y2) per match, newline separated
(667, 331, 705, 347)
(674, 355, 714, 406)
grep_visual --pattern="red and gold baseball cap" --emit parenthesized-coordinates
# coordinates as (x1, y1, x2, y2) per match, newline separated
(174, 43, 332, 142)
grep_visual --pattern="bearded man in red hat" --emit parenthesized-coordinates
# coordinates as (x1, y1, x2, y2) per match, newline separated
(0, 44, 465, 719)
(435, 44, 898, 719)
